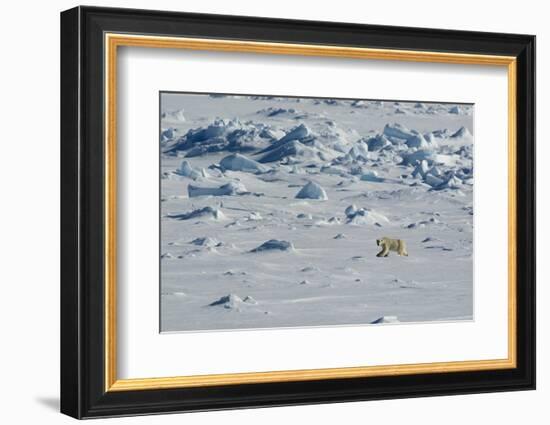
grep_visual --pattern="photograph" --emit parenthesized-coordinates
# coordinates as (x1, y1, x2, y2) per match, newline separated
(56, 4, 536, 420)
(160, 92, 475, 332)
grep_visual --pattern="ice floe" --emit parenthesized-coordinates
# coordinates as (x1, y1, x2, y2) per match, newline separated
(176, 160, 209, 180)
(219, 153, 268, 173)
(295, 181, 328, 200)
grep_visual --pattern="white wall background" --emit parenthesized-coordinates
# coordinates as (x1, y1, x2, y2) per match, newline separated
(0, 1, 545, 423)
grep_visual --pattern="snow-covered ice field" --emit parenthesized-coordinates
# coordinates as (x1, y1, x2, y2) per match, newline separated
(160, 93, 474, 332)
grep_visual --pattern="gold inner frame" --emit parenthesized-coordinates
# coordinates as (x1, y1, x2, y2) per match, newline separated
(104, 33, 517, 392)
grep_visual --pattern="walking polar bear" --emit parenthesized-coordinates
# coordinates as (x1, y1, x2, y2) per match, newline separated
(376, 237, 408, 257)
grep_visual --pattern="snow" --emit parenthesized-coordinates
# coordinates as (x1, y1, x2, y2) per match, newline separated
(188, 181, 247, 197)
(219, 153, 268, 173)
(161, 127, 177, 143)
(345, 206, 390, 226)
(164, 118, 268, 156)
(412, 160, 430, 179)
(162, 108, 186, 122)
(451, 126, 473, 140)
(439, 172, 463, 190)
(383, 123, 415, 143)
(190, 237, 222, 248)
(167, 206, 226, 221)
(209, 293, 257, 310)
(259, 140, 312, 163)
(176, 160, 208, 180)
(347, 143, 371, 160)
(251, 240, 294, 252)
(295, 181, 328, 200)
(448, 105, 462, 114)
(278, 123, 311, 143)
(160, 94, 474, 332)
(365, 134, 391, 151)
(405, 133, 430, 149)
(424, 174, 446, 188)
(383, 123, 436, 148)
(371, 316, 400, 324)
(400, 150, 434, 166)
(360, 171, 384, 182)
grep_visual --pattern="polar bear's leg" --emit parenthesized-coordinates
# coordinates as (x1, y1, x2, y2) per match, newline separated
(398, 241, 408, 256)
(377, 245, 389, 257)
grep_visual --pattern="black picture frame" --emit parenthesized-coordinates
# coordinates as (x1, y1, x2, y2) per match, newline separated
(61, 5, 535, 419)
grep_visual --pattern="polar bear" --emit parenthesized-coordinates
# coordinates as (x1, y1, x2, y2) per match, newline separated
(376, 237, 408, 257)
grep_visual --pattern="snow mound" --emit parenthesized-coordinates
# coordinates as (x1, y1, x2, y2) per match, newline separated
(257, 121, 354, 163)
(423, 132, 437, 145)
(360, 170, 384, 182)
(320, 165, 347, 176)
(345, 204, 358, 217)
(258, 107, 301, 117)
(251, 239, 294, 253)
(400, 150, 434, 166)
(422, 237, 441, 243)
(176, 160, 208, 180)
(188, 181, 247, 197)
(220, 153, 268, 173)
(315, 216, 341, 226)
(258, 139, 328, 163)
(301, 266, 320, 273)
(190, 237, 222, 248)
(433, 153, 461, 166)
(246, 212, 263, 221)
(405, 133, 430, 148)
(242, 296, 258, 305)
(295, 181, 328, 200)
(166, 118, 267, 155)
(345, 205, 389, 225)
(209, 294, 256, 309)
(432, 129, 450, 138)
(450, 126, 472, 139)
(371, 316, 400, 324)
(257, 124, 313, 153)
(168, 206, 226, 221)
(347, 143, 371, 160)
(383, 123, 434, 148)
(316, 121, 359, 152)
(161, 128, 177, 143)
(278, 123, 312, 144)
(448, 105, 463, 114)
(260, 127, 286, 140)
(162, 108, 185, 122)
(383, 123, 415, 144)
(438, 172, 463, 190)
